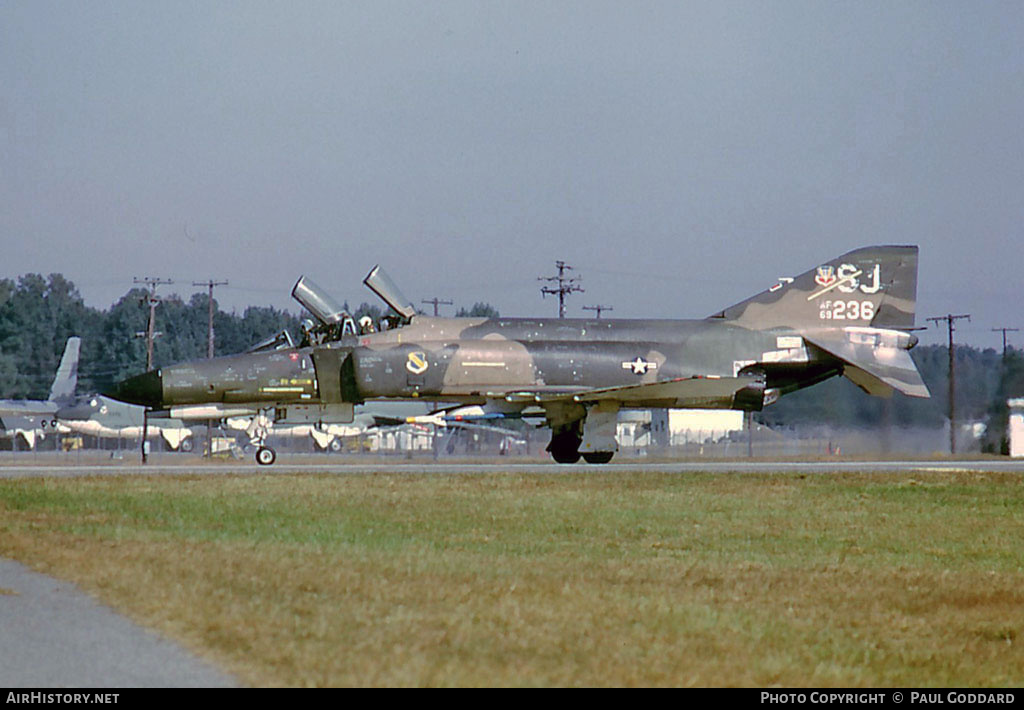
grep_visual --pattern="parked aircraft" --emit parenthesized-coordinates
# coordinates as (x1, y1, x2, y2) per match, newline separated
(0, 337, 80, 448)
(56, 394, 196, 451)
(109, 246, 929, 464)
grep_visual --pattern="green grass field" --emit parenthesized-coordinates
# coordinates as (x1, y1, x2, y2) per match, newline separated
(1, 470, 1022, 686)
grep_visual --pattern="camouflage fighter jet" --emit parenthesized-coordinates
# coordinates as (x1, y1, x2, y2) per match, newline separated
(108, 246, 929, 464)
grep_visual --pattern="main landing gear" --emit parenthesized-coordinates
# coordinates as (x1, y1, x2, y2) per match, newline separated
(547, 429, 615, 464)
(548, 430, 582, 463)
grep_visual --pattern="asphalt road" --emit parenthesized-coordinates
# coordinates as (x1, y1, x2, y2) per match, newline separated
(0, 559, 235, 688)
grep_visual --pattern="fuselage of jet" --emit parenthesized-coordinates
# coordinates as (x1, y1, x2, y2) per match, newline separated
(107, 246, 929, 464)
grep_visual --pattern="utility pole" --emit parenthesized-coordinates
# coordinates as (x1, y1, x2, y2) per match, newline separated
(193, 280, 229, 358)
(583, 305, 613, 319)
(194, 280, 227, 459)
(928, 313, 970, 455)
(421, 297, 453, 317)
(133, 277, 172, 465)
(539, 261, 584, 319)
(992, 327, 1019, 358)
(134, 277, 173, 370)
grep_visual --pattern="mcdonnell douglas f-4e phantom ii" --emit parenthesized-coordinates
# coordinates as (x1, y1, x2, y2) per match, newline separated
(108, 245, 929, 465)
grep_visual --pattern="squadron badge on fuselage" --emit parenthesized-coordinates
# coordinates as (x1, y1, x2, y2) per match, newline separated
(406, 351, 429, 375)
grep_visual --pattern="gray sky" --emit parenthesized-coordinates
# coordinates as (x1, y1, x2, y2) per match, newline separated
(2, 1, 1021, 346)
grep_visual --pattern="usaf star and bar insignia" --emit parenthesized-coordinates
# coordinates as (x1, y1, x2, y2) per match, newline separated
(622, 357, 657, 375)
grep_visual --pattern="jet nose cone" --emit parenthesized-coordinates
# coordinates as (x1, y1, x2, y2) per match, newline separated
(105, 370, 163, 408)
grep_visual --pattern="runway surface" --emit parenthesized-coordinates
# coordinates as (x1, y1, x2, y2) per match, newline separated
(2, 453, 1024, 478)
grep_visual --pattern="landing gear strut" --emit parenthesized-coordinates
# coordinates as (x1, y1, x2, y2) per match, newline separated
(248, 410, 277, 465)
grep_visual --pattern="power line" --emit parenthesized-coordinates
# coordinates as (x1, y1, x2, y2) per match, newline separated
(538, 261, 584, 319)
(927, 313, 970, 455)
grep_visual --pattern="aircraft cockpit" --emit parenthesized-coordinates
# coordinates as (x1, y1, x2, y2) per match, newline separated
(291, 266, 415, 346)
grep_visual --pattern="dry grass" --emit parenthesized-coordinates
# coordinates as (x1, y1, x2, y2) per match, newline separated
(1, 470, 1023, 686)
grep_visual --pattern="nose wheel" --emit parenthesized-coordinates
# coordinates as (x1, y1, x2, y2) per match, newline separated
(247, 409, 277, 465)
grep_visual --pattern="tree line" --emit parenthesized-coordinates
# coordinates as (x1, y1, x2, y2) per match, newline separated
(1, 273, 1021, 446)
(0, 274, 504, 400)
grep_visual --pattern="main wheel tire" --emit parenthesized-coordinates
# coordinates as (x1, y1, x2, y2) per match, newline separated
(255, 446, 277, 465)
(547, 430, 583, 464)
(179, 437, 194, 453)
(583, 451, 614, 464)
(551, 448, 582, 464)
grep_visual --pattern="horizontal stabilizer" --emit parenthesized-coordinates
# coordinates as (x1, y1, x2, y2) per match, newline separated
(803, 329, 930, 398)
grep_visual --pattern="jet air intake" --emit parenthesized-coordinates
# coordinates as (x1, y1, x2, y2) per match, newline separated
(292, 276, 348, 326)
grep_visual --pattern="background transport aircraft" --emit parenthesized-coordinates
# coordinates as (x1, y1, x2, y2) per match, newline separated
(56, 393, 196, 452)
(0, 337, 80, 449)
(109, 246, 930, 465)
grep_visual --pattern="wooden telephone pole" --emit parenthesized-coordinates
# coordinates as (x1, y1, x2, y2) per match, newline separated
(539, 261, 584, 319)
(194, 280, 228, 458)
(583, 304, 614, 319)
(928, 313, 970, 454)
(421, 297, 453, 317)
(992, 327, 1019, 358)
(193, 280, 229, 358)
(133, 277, 172, 464)
(133, 277, 173, 370)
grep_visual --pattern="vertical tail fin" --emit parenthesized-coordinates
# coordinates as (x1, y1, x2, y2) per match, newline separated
(713, 245, 919, 330)
(48, 337, 80, 404)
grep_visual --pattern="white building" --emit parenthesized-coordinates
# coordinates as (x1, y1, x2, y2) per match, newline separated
(1008, 399, 1024, 458)
(617, 409, 745, 448)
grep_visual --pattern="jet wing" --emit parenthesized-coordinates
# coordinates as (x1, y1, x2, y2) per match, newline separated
(803, 330, 930, 398)
(505, 376, 764, 410)
(0, 414, 39, 431)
